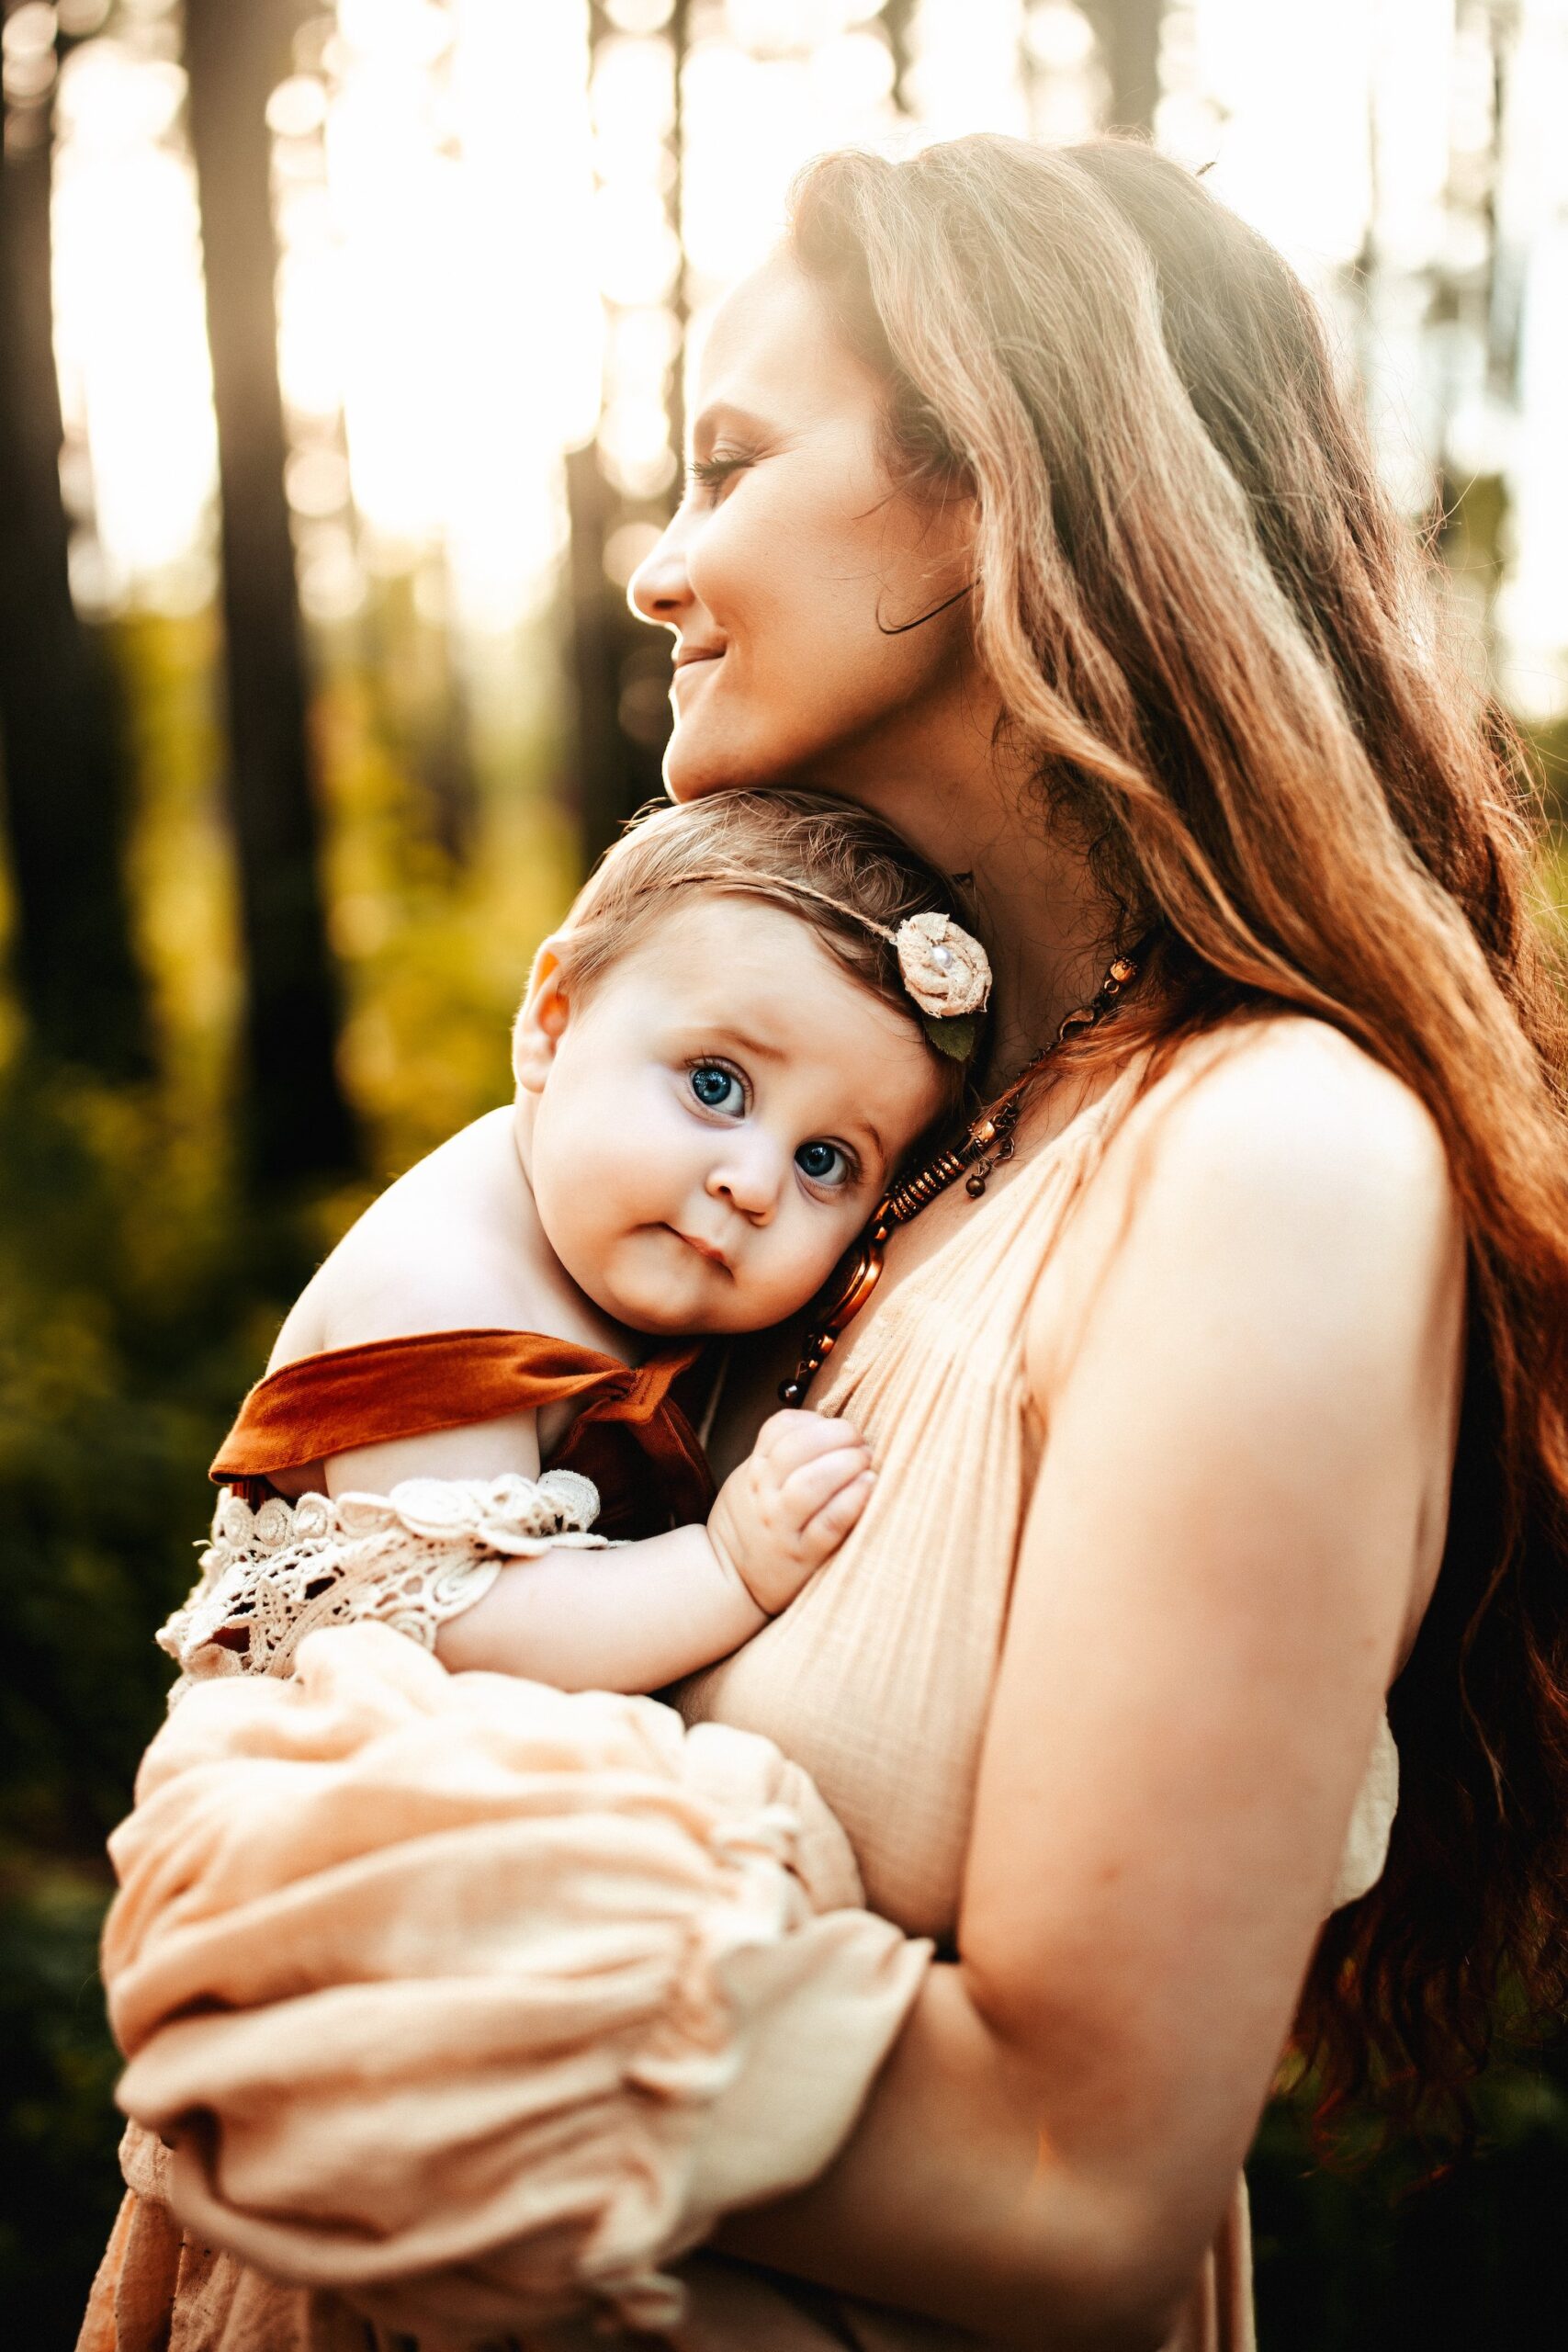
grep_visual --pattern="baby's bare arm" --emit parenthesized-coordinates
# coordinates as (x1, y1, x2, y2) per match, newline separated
(436, 1411, 874, 1690)
(435, 1525, 762, 1690)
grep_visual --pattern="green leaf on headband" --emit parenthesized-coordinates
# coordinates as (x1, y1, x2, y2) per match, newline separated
(922, 1013, 978, 1061)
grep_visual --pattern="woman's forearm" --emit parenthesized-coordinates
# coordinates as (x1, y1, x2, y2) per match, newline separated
(713, 1962, 1195, 2352)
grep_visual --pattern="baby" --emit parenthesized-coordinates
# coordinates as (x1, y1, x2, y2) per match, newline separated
(161, 790, 990, 1697)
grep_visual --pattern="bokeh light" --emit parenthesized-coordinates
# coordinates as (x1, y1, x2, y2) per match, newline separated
(36, 0, 1568, 714)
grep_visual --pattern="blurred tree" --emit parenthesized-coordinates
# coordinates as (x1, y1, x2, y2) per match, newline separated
(883, 0, 918, 117)
(566, 442, 666, 866)
(569, 0, 688, 865)
(185, 0, 355, 1185)
(0, 17, 150, 1077)
(1085, 0, 1165, 135)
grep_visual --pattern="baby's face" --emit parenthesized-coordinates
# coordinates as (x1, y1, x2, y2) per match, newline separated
(516, 894, 950, 1336)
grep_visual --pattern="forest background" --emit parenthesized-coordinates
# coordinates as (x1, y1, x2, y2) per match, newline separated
(3, 2, 1567, 2344)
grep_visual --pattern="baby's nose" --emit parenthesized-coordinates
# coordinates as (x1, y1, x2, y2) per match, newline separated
(706, 1136, 781, 1222)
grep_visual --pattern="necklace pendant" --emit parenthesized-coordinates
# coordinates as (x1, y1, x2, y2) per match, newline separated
(781, 933, 1153, 1403)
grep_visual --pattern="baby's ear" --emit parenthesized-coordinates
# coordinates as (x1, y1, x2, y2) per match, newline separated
(512, 935, 573, 1095)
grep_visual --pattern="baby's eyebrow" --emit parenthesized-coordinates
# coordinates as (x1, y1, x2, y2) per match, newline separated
(704, 1021, 784, 1064)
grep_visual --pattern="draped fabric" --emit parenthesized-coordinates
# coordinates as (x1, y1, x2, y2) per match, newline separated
(85, 1624, 930, 2347)
(211, 1329, 716, 1539)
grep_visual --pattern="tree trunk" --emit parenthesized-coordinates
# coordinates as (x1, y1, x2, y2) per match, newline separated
(184, 0, 355, 1185)
(0, 60, 150, 1077)
(569, 2, 687, 867)
(882, 0, 918, 117)
(565, 445, 668, 865)
(1086, 0, 1165, 137)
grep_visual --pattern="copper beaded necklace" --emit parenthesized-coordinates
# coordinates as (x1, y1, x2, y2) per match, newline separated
(779, 939, 1148, 1406)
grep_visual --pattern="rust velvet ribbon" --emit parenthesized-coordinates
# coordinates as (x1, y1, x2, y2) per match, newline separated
(209, 1329, 716, 1540)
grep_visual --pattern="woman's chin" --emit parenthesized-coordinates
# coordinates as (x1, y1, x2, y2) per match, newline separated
(662, 723, 816, 805)
(661, 725, 744, 803)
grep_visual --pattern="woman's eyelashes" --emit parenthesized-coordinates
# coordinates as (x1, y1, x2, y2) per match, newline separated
(686, 448, 752, 501)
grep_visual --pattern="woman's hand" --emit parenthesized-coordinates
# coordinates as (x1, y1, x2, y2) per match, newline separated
(708, 1407, 874, 1616)
(718, 1025, 1466, 2346)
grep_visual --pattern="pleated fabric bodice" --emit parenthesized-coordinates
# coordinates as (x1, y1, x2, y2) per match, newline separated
(670, 1038, 1396, 2352)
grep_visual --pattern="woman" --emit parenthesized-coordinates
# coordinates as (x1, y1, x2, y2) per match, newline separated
(631, 130, 1568, 2338)
(90, 136, 1568, 2351)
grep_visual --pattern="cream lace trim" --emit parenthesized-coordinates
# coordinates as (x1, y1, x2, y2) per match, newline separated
(158, 1472, 606, 1696)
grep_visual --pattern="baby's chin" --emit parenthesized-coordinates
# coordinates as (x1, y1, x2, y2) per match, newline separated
(602, 1286, 811, 1341)
(562, 1227, 834, 1341)
(590, 1266, 824, 1344)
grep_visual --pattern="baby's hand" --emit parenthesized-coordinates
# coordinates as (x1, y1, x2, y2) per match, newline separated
(707, 1409, 874, 1618)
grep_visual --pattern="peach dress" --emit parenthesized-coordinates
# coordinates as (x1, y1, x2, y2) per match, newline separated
(654, 1043, 1398, 2352)
(84, 1042, 1398, 2352)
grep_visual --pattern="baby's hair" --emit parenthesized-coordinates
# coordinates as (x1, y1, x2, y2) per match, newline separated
(550, 790, 979, 1122)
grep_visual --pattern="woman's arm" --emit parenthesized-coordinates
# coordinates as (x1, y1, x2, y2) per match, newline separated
(716, 1030, 1465, 2347)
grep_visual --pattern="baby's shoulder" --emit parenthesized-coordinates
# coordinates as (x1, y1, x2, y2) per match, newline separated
(270, 1108, 550, 1368)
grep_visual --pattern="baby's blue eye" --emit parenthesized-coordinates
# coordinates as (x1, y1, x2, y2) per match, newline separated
(795, 1139, 850, 1189)
(689, 1063, 743, 1114)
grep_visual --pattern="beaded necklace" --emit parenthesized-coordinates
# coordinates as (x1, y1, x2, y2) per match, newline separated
(779, 940, 1147, 1406)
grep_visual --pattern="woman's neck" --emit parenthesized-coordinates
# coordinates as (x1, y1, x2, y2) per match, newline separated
(816, 692, 1122, 1082)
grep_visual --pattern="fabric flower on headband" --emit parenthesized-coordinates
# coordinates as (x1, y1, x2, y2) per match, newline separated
(893, 912, 992, 1019)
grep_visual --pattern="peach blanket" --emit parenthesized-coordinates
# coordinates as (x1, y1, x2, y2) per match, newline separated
(94, 1623, 931, 2343)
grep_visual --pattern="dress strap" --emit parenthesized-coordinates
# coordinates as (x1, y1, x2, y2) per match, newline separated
(210, 1329, 716, 1539)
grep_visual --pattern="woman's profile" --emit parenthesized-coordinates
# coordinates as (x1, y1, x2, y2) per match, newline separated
(82, 134, 1568, 2352)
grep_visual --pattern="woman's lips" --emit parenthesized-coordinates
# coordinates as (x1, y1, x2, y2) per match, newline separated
(672, 646, 725, 676)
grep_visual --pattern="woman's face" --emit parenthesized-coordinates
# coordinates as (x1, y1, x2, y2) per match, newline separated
(628, 255, 979, 805)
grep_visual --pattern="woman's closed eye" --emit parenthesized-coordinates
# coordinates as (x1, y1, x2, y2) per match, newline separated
(795, 1138, 855, 1192)
(687, 1060, 748, 1117)
(686, 449, 752, 501)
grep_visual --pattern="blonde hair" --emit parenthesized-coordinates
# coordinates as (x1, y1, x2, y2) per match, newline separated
(792, 134, 1568, 2134)
(549, 790, 975, 1122)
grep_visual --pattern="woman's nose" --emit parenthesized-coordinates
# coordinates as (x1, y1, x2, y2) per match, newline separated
(705, 1136, 781, 1223)
(627, 515, 692, 628)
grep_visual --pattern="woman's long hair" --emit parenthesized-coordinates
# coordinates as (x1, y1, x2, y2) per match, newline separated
(790, 134, 1568, 2133)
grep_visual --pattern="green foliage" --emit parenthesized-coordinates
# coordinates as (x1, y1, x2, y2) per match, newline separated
(1249, 2057, 1568, 2347)
(0, 1063, 313, 2339)
(0, 604, 579, 2339)
(0, 1865, 125, 2332)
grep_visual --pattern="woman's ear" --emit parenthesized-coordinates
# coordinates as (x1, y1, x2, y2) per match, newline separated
(512, 936, 573, 1097)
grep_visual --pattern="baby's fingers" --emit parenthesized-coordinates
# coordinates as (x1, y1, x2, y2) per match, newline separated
(755, 1408, 864, 1475)
(776, 1442, 873, 1531)
(800, 1469, 876, 1560)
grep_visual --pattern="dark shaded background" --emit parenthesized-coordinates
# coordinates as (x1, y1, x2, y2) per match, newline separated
(3, 2, 1566, 2342)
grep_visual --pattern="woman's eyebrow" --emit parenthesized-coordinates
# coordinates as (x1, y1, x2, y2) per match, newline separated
(689, 401, 773, 458)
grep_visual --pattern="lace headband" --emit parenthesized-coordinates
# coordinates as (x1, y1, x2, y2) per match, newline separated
(643, 867, 993, 1060)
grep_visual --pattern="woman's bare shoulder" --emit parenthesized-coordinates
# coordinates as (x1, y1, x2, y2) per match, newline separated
(1028, 1014, 1462, 1396)
(269, 1108, 549, 1369)
(1134, 1013, 1453, 1197)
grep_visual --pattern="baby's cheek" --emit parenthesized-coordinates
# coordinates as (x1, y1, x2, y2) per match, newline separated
(759, 1225, 853, 1322)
